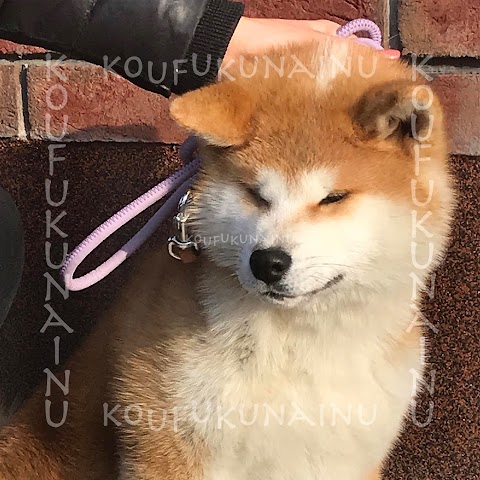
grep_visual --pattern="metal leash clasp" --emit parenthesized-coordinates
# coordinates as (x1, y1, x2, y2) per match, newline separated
(167, 190, 199, 261)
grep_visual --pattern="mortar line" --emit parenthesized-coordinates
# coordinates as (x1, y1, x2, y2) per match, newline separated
(388, 0, 402, 51)
(19, 63, 31, 140)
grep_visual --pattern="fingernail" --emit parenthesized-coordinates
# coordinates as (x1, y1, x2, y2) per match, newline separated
(383, 49, 401, 59)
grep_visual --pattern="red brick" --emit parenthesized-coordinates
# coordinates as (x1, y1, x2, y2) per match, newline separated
(0, 62, 22, 138)
(399, 0, 480, 57)
(432, 73, 480, 156)
(26, 61, 186, 143)
(0, 40, 45, 56)
(244, 0, 389, 46)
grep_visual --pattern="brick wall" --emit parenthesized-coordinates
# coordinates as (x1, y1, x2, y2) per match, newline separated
(0, 0, 479, 154)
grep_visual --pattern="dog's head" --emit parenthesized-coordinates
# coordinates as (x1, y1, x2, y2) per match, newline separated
(171, 41, 454, 309)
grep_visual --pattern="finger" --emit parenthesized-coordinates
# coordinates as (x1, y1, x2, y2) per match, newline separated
(305, 19, 343, 36)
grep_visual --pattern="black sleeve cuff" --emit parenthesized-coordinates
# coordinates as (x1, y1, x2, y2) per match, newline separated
(172, 0, 244, 95)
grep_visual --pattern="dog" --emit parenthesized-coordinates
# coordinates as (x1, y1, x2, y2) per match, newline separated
(0, 39, 454, 480)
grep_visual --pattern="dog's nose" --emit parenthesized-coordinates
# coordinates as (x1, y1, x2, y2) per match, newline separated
(249, 248, 292, 285)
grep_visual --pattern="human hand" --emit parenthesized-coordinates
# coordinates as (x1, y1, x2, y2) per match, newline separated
(223, 17, 400, 66)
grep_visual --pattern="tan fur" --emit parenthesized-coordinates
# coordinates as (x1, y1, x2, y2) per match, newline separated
(108, 254, 208, 480)
(0, 42, 453, 479)
(171, 81, 256, 147)
(0, 313, 116, 479)
(0, 254, 206, 480)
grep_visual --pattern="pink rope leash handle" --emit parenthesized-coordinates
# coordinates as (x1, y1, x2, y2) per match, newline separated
(337, 18, 383, 50)
(60, 19, 382, 292)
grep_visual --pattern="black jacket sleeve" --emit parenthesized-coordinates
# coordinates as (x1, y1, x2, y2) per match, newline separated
(0, 0, 244, 97)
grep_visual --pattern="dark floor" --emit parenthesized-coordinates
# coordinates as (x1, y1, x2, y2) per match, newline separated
(0, 141, 478, 479)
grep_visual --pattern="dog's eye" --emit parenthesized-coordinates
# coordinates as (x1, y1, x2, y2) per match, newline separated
(319, 192, 349, 206)
(246, 187, 270, 208)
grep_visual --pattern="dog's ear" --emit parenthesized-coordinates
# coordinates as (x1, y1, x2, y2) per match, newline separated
(351, 80, 435, 146)
(170, 82, 256, 147)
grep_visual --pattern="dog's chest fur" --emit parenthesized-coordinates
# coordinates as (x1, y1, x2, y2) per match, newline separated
(176, 291, 420, 480)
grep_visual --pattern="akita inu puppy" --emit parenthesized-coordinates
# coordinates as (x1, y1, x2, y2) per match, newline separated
(0, 39, 454, 480)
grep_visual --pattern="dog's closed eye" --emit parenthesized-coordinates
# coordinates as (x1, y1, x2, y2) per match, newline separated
(246, 186, 271, 209)
(319, 192, 349, 206)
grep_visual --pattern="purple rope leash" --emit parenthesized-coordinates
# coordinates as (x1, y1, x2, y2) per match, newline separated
(61, 152, 200, 291)
(61, 19, 383, 292)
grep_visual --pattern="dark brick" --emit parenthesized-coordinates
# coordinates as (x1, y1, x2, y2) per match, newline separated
(432, 73, 480, 155)
(0, 62, 22, 138)
(26, 61, 186, 143)
(399, 0, 480, 57)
